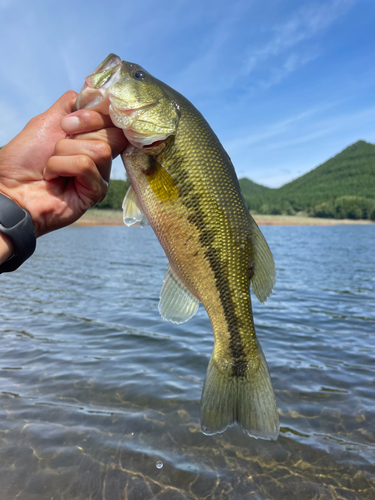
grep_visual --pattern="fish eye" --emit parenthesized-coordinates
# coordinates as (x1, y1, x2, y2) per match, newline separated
(133, 70, 146, 81)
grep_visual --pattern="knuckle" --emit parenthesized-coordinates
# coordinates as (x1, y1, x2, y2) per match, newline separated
(108, 129, 128, 157)
(78, 155, 95, 172)
(95, 141, 112, 160)
(74, 109, 91, 122)
(27, 115, 42, 129)
(102, 179, 109, 197)
(74, 109, 99, 126)
(54, 139, 68, 155)
(92, 182, 104, 204)
(63, 90, 78, 101)
(97, 180, 109, 205)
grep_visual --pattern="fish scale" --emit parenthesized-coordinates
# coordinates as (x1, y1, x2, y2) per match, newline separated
(161, 98, 256, 358)
(75, 54, 279, 440)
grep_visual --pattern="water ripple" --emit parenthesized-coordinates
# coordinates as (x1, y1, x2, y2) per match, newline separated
(0, 225, 374, 499)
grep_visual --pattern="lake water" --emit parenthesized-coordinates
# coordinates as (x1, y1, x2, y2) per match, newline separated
(0, 224, 374, 500)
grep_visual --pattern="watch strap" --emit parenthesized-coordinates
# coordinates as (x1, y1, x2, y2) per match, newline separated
(0, 193, 36, 274)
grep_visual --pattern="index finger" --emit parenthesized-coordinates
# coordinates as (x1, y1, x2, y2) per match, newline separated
(61, 109, 115, 135)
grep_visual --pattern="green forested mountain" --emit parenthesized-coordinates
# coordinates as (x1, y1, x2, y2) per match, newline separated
(238, 178, 272, 199)
(239, 140, 375, 219)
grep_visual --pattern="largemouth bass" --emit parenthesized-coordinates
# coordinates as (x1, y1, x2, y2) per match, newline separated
(76, 54, 279, 440)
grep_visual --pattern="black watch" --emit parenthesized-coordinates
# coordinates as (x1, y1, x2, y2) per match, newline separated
(0, 193, 36, 274)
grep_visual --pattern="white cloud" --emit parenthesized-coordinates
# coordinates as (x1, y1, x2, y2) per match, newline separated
(243, 0, 357, 84)
(264, 49, 319, 88)
(169, 4, 246, 96)
(225, 101, 339, 151)
(228, 103, 375, 187)
(169, 0, 358, 100)
(264, 107, 375, 152)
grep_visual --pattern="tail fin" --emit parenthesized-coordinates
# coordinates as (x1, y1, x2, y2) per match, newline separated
(200, 341, 279, 440)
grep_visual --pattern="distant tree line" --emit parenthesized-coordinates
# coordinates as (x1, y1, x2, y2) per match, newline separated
(242, 193, 375, 221)
(97, 179, 130, 209)
(312, 196, 375, 220)
(254, 196, 375, 220)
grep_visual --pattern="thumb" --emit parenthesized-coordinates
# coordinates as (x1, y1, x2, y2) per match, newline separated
(42, 90, 79, 119)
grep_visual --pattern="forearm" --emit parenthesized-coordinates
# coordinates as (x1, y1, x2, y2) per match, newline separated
(0, 232, 14, 265)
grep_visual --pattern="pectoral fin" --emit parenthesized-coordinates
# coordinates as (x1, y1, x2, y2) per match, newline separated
(248, 215, 276, 303)
(145, 157, 179, 203)
(122, 185, 149, 227)
(159, 264, 199, 324)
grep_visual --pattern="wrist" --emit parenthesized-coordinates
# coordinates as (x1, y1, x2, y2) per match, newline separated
(0, 193, 37, 273)
(0, 232, 14, 264)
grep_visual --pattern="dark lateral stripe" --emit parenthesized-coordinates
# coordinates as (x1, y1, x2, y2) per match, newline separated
(182, 187, 247, 374)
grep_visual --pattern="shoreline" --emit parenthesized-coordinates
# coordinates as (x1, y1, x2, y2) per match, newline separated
(72, 209, 374, 227)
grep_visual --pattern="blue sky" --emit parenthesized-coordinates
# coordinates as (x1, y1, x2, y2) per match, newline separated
(1, 0, 374, 187)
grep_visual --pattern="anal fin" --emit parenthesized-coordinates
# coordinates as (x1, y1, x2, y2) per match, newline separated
(159, 264, 199, 324)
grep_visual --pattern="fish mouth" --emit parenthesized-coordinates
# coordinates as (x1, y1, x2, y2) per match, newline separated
(108, 96, 158, 115)
(75, 88, 105, 111)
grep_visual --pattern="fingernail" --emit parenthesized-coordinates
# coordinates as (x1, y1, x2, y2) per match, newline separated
(61, 115, 81, 133)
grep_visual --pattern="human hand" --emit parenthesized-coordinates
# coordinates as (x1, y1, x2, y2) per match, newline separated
(0, 91, 127, 238)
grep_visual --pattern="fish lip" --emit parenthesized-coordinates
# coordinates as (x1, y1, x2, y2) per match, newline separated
(108, 95, 158, 115)
(75, 87, 104, 111)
